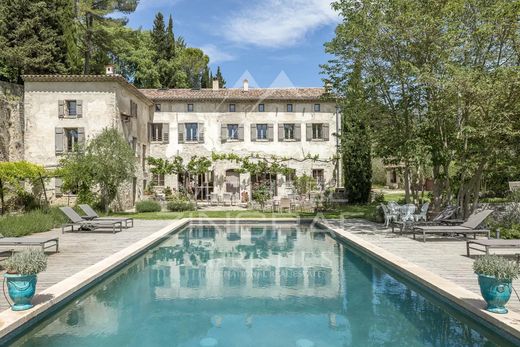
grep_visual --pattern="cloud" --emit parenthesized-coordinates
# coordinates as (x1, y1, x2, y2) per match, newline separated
(222, 0, 339, 48)
(200, 44, 236, 64)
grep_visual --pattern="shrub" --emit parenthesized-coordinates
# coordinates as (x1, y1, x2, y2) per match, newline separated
(4, 249, 47, 275)
(166, 201, 195, 212)
(372, 192, 385, 204)
(499, 224, 520, 240)
(0, 207, 67, 237)
(136, 200, 161, 213)
(473, 255, 519, 281)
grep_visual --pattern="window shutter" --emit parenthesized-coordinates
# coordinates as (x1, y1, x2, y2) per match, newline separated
(55, 128, 64, 154)
(178, 123, 185, 143)
(162, 123, 169, 143)
(278, 124, 284, 141)
(76, 100, 83, 118)
(251, 124, 257, 141)
(268, 124, 274, 142)
(55, 178, 63, 197)
(221, 124, 228, 143)
(58, 100, 65, 118)
(198, 123, 204, 143)
(323, 123, 330, 141)
(78, 128, 86, 149)
(295, 124, 301, 141)
(238, 124, 244, 141)
(306, 124, 312, 141)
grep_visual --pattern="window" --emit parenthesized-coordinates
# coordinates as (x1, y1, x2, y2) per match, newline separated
(284, 124, 295, 140)
(130, 100, 138, 117)
(152, 173, 165, 186)
(150, 123, 163, 142)
(258, 104, 265, 112)
(227, 124, 239, 140)
(287, 104, 293, 112)
(187, 104, 194, 112)
(185, 123, 198, 141)
(65, 128, 79, 152)
(314, 104, 321, 112)
(155, 104, 161, 112)
(312, 123, 323, 140)
(67, 101, 77, 116)
(256, 124, 268, 140)
(229, 104, 236, 112)
(312, 169, 325, 185)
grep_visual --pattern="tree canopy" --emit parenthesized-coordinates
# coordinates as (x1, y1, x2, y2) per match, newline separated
(323, 0, 520, 215)
(0, 2, 226, 88)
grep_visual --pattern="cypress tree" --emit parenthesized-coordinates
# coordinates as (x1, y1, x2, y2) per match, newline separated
(200, 66, 211, 88)
(216, 66, 226, 88)
(151, 12, 167, 60)
(165, 14, 175, 60)
(341, 60, 372, 203)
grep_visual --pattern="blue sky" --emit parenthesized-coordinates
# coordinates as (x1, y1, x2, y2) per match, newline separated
(123, 0, 340, 88)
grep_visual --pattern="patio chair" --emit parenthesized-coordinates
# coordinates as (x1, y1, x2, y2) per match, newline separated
(78, 204, 134, 228)
(411, 209, 493, 242)
(400, 204, 416, 222)
(381, 204, 400, 228)
(0, 234, 59, 253)
(279, 197, 291, 212)
(392, 204, 458, 233)
(222, 193, 232, 206)
(60, 207, 123, 234)
(210, 193, 220, 206)
(414, 202, 430, 222)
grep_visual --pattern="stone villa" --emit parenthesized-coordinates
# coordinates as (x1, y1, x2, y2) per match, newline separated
(19, 68, 339, 208)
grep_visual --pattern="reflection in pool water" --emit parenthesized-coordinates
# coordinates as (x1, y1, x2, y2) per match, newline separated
(10, 223, 513, 346)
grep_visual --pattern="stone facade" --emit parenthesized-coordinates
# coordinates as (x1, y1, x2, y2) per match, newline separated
(142, 82, 339, 201)
(20, 75, 339, 206)
(0, 81, 24, 162)
(22, 75, 153, 209)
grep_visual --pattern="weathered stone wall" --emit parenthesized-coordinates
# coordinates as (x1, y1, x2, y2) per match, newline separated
(0, 81, 24, 162)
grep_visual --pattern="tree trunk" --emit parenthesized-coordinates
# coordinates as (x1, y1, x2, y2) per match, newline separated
(0, 178, 4, 215)
(39, 174, 48, 207)
(403, 164, 411, 203)
(83, 12, 93, 74)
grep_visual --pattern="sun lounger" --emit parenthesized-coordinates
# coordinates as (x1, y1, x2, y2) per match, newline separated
(466, 239, 520, 257)
(411, 209, 493, 242)
(78, 204, 134, 228)
(0, 235, 59, 253)
(392, 205, 459, 232)
(60, 207, 123, 234)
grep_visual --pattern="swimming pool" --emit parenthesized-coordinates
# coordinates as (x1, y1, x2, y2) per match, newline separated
(6, 222, 516, 346)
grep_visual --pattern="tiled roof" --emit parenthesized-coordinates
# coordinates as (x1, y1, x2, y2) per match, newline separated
(139, 88, 329, 101)
(22, 75, 153, 105)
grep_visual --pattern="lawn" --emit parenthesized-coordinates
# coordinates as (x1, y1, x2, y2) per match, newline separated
(112, 204, 377, 221)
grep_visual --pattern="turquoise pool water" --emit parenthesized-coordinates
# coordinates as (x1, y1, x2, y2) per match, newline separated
(8, 223, 515, 346)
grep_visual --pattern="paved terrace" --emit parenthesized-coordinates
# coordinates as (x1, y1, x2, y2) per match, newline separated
(0, 218, 518, 314)
(326, 219, 520, 313)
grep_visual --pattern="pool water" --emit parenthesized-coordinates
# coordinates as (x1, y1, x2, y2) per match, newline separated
(8, 223, 514, 346)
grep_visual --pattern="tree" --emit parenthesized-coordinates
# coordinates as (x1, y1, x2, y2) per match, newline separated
(216, 66, 226, 88)
(200, 66, 211, 89)
(0, 161, 46, 214)
(151, 12, 167, 61)
(341, 61, 372, 203)
(0, 0, 71, 82)
(165, 14, 175, 60)
(59, 128, 136, 212)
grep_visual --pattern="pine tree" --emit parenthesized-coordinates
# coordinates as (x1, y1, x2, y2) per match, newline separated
(341, 60, 372, 203)
(165, 14, 175, 60)
(151, 12, 167, 60)
(216, 66, 226, 88)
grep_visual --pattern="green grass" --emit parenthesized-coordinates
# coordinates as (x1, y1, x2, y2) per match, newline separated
(112, 204, 377, 221)
(0, 207, 68, 237)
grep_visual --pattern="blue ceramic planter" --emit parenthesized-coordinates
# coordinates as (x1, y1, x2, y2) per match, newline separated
(477, 274, 512, 314)
(4, 273, 37, 311)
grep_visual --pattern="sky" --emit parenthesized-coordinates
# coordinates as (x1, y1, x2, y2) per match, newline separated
(123, 0, 340, 88)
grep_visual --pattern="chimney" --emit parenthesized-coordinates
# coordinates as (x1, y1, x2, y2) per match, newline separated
(105, 64, 115, 75)
(243, 79, 249, 92)
(212, 77, 219, 91)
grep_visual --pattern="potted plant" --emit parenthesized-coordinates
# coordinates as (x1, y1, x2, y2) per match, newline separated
(3, 249, 47, 311)
(473, 255, 519, 314)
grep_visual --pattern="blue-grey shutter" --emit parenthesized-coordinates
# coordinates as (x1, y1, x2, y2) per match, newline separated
(251, 124, 257, 141)
(198, 123, 204, 143)
(278, 124, 284, 141)
(295, 124, 301, 141)
(238, 124, 244, 141)
(268, 124, 274, 142)
(78, 128, 86, 150)
(55, 128, 64, 154)
(323, 123, 330, 141)
(162, 123, 169, 143)
(76, 100, 83, 118)
(55, 178, 63, 197)
(178, 123, 185, 143)
(306, 124, 312, 141)
(221, 124, 227, 143)
(58, 101, 65, 118)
